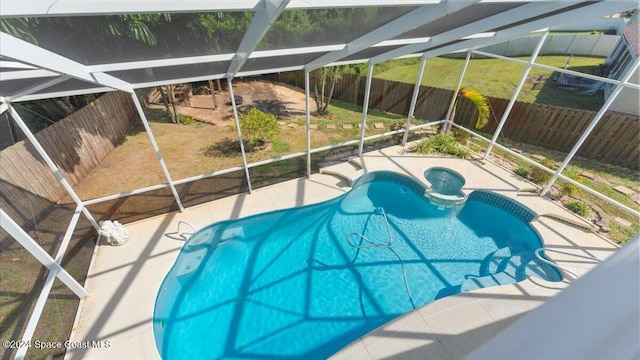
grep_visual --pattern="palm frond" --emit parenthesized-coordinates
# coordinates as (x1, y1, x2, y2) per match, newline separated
(461, 87, 490, 129)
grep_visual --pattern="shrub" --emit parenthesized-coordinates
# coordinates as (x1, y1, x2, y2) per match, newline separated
(390, 122, 405, 144)
(452, 128, 470, 144)
(414, 134, 469, 159)
(514, 166, 530, 179)
(528, 159, 555, 184)
(529, 166, 552, 184)
(565, 200, 591, 217)
(236, 107, 280, 151)
(560, 167, 582, 197)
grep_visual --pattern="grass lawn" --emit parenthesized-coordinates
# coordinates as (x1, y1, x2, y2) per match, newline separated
(375, 55, 607, 111)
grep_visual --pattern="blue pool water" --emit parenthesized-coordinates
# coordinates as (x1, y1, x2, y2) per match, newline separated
(154, 171, 560, 359)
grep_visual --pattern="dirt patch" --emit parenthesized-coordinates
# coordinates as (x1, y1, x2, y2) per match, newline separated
(178, 80, 312, 125)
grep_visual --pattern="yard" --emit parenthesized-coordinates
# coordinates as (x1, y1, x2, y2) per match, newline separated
(64, 79, 638, 244)
(375, 55, 608, 111)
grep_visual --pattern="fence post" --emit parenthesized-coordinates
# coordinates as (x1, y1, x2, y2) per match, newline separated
(541, 57, 640, 196)
(484, 30, 550, 159)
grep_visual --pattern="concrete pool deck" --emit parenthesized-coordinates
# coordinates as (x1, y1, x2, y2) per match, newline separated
(67, 145, 619, 360)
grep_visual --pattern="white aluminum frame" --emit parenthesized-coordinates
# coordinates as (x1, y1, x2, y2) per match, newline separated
(6, 104, 100, 230)
(1, 2, 639, 358)
(0, 208, 88, 298)
(484, 30, 551, 158)
(358, 62, 375, 157)
(305, 1, 477, 72)
(401, 53, 428, 147)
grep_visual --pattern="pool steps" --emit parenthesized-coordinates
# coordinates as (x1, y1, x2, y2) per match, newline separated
(479, 246, 514, 275)
(319, 161, 364, 186)
(460, 247, 562, 293)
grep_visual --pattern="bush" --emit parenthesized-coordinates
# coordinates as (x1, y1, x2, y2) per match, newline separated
(514, 166, 530, 179)
(414, 134, 469, 159)
(452, 128, 470, 144)
(528, 159, 555, 184)
(235, 107, 280, 151)
(529, 166, 552, 184)
(565, 200, 591, 217)
(560, 167, 582, 197)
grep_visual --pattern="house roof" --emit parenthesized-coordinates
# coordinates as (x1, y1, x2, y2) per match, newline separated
(622, 18, 640, 56)
(0, 0, 637, 103)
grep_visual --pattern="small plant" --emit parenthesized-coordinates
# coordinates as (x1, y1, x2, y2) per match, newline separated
(560, 167, 582, 197)
(414, 134, 469, 159)
(528, 159, 555, 184)
(529, 166, 552, 184)
(231, 107, 280, 151)
(514, 166, 530, 179)
(565, 200, 592, 217)
(452, 128, 471, 145)
(390, 122, 405, 144)
(178, 114, 199, 125)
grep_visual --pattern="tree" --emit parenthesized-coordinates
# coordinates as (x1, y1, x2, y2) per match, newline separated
(445, 87, 490, 133)
(311, 66, 347, 114)
(166, 85, 180, 124)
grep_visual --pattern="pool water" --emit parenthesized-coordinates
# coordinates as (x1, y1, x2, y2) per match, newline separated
(424, 167, 465, 196)
(154, 172, 559, 359)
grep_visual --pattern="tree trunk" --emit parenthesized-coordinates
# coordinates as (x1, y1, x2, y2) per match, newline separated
(322, 80, 336, 113)
(158, 86, 174, 122)
(320, 74, 326, 112)
(60, 97, 76, 114)
(168, 86, 180, 124)
(313, 82, 322, 112)
(208, 79, 218, 109)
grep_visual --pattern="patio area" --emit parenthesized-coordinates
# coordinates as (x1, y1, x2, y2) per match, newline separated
(67, 146, 618, 360)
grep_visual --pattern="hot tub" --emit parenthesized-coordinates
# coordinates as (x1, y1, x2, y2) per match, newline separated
(423, 167, 467, 208)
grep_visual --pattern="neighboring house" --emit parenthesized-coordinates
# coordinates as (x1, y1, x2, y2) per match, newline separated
(604, 12, 639, 116)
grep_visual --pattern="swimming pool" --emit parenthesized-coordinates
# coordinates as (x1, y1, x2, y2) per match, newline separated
(154, 171, 560, 359)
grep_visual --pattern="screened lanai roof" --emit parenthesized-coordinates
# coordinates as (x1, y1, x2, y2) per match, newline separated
(0, 0, 637, 103)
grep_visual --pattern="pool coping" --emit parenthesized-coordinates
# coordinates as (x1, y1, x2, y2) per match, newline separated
(67, 145, 619, 360)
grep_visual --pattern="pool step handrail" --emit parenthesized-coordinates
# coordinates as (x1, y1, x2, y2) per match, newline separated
(534, 247, 601, 281)
(176, 220, 197, 240)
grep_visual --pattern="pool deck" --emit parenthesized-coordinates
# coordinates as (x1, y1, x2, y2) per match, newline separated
(67, 145, 619, 360)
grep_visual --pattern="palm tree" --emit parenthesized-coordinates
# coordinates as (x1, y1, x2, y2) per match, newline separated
(445, 87, 490, 133)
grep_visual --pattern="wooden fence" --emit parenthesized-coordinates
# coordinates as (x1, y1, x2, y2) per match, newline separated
(0, 91, 138, 210)
(280, 72, 639, 169)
